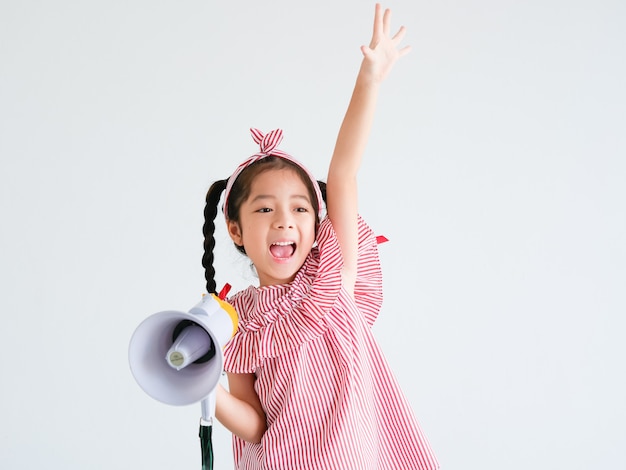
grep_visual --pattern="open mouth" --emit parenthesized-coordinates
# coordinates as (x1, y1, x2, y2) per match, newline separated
(269, 241, 296, 259)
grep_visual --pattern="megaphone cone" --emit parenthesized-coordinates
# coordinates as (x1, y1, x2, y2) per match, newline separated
(128, 294, 238, 406)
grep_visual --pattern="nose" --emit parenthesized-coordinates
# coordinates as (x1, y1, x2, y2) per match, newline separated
(273, 208, 294, 229)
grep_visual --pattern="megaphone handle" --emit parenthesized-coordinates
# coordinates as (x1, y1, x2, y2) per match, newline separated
(199, 394, 216, 470)
(201, 390, 217, 425)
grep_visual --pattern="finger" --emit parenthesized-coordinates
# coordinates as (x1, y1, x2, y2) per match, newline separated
(372, 3, 383, 37)
(360, 44, 370, 57)
(383, 8, 391, 36)
(369, 3, 383, 48)
(398, 45, 412, 58)
(392, 25, 407, 44)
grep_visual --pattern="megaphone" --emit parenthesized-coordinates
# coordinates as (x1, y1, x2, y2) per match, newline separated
(128, 292, 238, 406)
(129, 291, 238, 470)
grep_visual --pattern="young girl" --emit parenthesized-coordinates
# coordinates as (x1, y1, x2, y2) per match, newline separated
(203, 4, 439, 469)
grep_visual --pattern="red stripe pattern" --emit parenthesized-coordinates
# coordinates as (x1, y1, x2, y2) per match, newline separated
(223, 216, 439, 469)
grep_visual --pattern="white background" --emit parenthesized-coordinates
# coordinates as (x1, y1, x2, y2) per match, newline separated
(1, 0, 624, 469)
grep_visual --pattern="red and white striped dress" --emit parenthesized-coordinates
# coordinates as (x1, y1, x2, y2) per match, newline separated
(223, 216, 439, 470)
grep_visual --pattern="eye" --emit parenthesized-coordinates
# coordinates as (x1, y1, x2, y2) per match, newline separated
(256, 207, 272, 213)
(295, 207, 309, 213)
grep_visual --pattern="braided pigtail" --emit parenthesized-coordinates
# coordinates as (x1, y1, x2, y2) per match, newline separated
(202, 179, 228, 294)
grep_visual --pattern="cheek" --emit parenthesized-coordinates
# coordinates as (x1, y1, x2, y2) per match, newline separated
(304, 219, 317, 244)
(240, 221, 263, 244)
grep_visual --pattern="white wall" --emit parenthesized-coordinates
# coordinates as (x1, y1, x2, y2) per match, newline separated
(1, 1, 624, 469)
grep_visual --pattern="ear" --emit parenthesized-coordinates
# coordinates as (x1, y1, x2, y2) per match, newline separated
(227, 219, 243, 247)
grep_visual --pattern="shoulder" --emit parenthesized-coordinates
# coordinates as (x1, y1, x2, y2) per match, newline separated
(227, 286, 260, 325)
(317, 215, 380, 258)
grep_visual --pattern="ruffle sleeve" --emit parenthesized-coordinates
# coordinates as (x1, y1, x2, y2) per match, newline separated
(223, 217, 343, 373)
(223, 216, 384, 373)
(353, 215, 384, 327)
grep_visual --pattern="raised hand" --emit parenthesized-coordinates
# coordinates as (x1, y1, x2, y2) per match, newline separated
(360, 3, 411, 84)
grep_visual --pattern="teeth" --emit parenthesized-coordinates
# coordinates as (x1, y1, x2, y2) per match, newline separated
(272, 242, 294, 246)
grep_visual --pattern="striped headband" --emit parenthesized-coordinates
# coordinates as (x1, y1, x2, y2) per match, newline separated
(223, 128, 324, 219)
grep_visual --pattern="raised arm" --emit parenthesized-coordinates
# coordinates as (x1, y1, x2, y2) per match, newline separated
(326, 3, 411, 296)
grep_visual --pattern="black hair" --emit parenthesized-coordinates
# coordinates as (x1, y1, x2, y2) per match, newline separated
(201, 179, 228, 294)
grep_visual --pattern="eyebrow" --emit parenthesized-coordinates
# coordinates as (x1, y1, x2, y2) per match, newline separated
(249, 194, 311, 204)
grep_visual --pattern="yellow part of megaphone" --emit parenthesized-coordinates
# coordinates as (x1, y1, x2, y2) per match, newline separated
(208, 293, 238, 337)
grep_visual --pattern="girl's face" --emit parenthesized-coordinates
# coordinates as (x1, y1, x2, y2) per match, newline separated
(227, 168, 317, 286)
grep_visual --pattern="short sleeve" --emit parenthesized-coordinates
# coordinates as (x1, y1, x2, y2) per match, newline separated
(354, 216, 384, 326)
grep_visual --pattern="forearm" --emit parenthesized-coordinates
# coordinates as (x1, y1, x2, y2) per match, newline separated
(328, 69, 381, 181)
(215, 384, 267, 444)
(329, 3, 409, 179)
